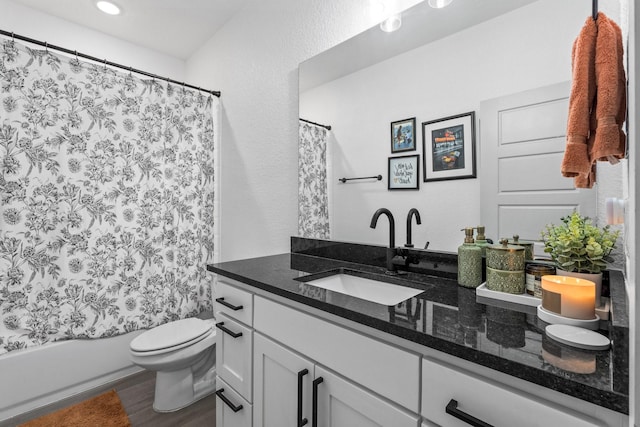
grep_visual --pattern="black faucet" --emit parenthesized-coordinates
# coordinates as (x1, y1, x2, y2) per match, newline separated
(405, 208, 421, 248)
(369, 208, 396, 273)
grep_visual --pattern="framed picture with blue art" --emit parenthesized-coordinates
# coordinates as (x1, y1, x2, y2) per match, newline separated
(390, 117, 416, 153)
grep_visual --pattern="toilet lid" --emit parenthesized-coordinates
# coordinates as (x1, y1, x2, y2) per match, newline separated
(130, 318, 212, 353)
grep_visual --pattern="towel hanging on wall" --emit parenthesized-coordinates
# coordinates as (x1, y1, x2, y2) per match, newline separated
(560, 12, 626, 189)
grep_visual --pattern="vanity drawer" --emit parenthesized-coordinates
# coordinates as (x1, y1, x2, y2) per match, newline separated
(216, 313, 253, 402)
(216, 377, 252, 427)
(254, 295, 420, 412)
(421, 358, 601, 427)
(216, 279, 253, 326)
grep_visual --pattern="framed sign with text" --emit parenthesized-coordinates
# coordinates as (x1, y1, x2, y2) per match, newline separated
(388, 154, 419, 190)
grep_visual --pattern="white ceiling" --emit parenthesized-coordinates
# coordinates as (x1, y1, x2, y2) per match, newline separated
(300, 0, 539, 92)
(7, 0, 247, 59)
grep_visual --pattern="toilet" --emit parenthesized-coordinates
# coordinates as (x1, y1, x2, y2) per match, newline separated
(129, 317, 217, 412)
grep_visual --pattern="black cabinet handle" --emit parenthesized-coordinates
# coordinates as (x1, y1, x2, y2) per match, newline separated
(216, 297, 243, 311)
(297, 369, 309, 427)
(216, 388, 243, 413)
(312, 377, 324, 427)
(216, 321, 243, 338)
(446, 399, 493, 427)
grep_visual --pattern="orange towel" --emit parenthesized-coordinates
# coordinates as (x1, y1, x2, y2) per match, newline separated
(561, 12, 626, 188)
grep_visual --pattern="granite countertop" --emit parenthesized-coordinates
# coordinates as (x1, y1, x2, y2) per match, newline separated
(206, 240, 629, 415)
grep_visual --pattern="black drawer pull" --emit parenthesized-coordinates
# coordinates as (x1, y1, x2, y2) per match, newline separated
(446, 399, 493, 427)
(298, 369, 309, 426)
(312, 377, 324, 427)
(216, 388, 243, 413)
(216, 322, 243, 338)
(216, 297, 243, 311)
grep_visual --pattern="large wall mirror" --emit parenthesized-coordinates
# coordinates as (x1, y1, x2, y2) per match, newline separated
(299, 0, 620, 252)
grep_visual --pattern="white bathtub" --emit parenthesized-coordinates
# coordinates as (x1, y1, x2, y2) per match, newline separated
(0, 330, 145, 422)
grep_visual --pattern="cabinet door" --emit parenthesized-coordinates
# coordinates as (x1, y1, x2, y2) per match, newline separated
(314, 367, 419, 427)
(254, 333, 314, 427)
(255, 296, 420, 412)
(216, 313, 253, 401)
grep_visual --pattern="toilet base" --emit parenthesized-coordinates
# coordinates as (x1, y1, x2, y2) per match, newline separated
(152, 366, 217, 413)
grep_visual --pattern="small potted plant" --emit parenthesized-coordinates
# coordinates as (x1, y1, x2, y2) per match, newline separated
(541, 211, 619, 304)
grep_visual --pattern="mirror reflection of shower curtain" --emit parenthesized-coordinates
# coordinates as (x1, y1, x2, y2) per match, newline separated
(0, 39, 217, 354)
(298, 121, 330, 239)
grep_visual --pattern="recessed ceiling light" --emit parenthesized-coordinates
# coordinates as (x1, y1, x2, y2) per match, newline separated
(96, 1, 121, 15)
(380, 14, 402, 33)
(428, 0, 453, 8)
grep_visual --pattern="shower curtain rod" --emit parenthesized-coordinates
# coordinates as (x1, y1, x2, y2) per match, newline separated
(300, 118, 332, 131)
(0, 29, 221, 97)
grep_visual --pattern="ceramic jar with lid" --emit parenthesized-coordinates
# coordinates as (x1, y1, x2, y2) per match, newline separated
(485, 238, 525, 294)
(508, 234, 534, 261)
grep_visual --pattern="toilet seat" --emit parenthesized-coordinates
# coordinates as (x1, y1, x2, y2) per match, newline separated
(131, 318, 213, 356)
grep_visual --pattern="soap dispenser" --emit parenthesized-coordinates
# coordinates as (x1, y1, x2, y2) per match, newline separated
(458, 227, 482, 288)
(474, 226, 490, 257)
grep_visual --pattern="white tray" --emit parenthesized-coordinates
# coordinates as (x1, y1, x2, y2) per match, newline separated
(475, 283, 540, 308)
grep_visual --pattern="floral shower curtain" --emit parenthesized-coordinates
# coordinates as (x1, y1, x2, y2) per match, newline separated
(298, 121, 329, 239)
(0, 40, 217, 355)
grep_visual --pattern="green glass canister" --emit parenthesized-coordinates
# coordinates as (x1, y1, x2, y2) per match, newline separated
(485, 238, 525, 294)
(458, 228, 482, 288)
(508, 234, 534, 261)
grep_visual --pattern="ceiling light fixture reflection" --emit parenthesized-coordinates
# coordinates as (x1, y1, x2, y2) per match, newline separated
(380, 14, 402, 33)
(428, 0, 453, 8)
(96, 1, 121, 15)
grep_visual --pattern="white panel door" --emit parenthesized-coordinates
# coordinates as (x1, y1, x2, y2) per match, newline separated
(480, 81, 596, 255)
(314, 367, 419, 427)
(253, 333, 314, 427)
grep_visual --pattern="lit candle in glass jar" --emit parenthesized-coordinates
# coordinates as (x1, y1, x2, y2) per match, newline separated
(541, 275, 596, 320)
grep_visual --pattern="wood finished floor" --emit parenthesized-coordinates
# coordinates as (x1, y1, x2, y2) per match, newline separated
(5, 371, 216, 427)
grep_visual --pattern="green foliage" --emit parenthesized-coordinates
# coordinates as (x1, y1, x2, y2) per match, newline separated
(541, 212, 619, 274)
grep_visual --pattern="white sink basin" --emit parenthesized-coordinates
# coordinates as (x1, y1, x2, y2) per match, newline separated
(303, 272, 423, 306)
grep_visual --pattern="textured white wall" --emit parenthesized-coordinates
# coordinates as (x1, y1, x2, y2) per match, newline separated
(0, 0, 185, 79)
(186, 0, 627, 260)
(185, 0, 420, 261)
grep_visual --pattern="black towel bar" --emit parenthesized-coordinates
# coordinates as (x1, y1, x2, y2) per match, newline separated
(338, 175, 383, 183)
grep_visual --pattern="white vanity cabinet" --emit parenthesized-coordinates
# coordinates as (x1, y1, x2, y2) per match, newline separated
(253, 294, 421, 427)
(214, 276, 627, 427)
(253, 332, 419, 427)
(421, 357, 619, 427)
(253, 295, 421, 412)
(215, 281, 254, 422)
